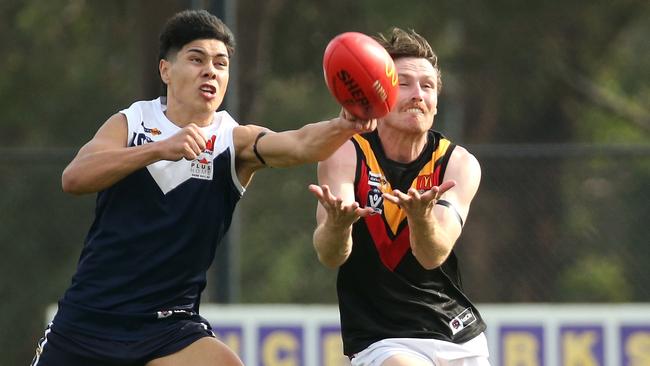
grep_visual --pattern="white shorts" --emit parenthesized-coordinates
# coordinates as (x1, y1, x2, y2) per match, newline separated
(350, 333, 490, 366)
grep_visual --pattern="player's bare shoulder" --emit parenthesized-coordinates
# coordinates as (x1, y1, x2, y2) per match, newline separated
(318, 139, 357, 184)
(448, 145, 482, 190)
(452, 145, 481, 170)
(322, 139, 356, 167)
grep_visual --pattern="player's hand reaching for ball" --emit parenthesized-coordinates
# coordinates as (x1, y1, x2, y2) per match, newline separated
(338, 108, 377, 134)
(158, 123, 207, 161)
(383, 180, 457, 220)
(309, 184, 375, 228)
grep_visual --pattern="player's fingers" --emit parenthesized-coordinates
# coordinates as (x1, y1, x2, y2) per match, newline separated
(339, 203, 353, 216)
(407, 187, 421, 200)
(365, 119, 377, 131)
(320, 185, 345, 212)
(391, 189, 410, 201)
(321, 185, 339, 203)
(334, 196, 344, 210)
(308, 184, 325, 200)
(181, 124, 204, 150)
(183, 146, 198, 160)
(186, 138, 203, 156)
(382, 192, 399, 204)
(355, 207, 376, 217)
(188, 125, 207, 151)
(437, 180, 456, 195)
(420, 188, 438, 204)
(340, 108, 358, 122)
(344, 201, 360, 214)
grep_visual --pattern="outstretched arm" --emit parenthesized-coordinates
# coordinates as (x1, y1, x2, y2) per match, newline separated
(62, 113, 209, 195)
(309, 141, 374, 268)
(383, 146, 481, 269)
(234, 109, 376, 185)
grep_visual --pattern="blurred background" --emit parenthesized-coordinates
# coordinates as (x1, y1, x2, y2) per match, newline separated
(1, 0, 649, 364)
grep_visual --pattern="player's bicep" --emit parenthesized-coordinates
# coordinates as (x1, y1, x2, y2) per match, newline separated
(233, 125, 271, 165)
(314, 141, 357, 223)
(317, 141, 356, 194)
(437, 147, 481, 226)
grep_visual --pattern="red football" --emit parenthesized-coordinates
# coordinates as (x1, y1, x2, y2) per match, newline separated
(323, 32, 398, 119)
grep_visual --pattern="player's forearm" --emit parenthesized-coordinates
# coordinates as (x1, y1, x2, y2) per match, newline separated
(62, 144, 163, 195)
(272, 118, 355, 167)
(408, 216, 454, 270)
(313, 222, 353, 268)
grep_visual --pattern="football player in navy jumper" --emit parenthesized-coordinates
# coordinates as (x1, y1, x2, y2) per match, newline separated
(309, 28, 490, 366)
(31, 9, 375, 366)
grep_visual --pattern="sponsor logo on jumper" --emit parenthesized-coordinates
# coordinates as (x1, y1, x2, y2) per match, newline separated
(191, 156, 213, 180)
(141, 121, 162, 136)
(368, 171, 383, 187)
(449, 308, 477, 335)
(416, 173, 436, 192)
(156, 309, 195, 319)
(205, 135, 216, 154)
(367, 171, 384, 213)
(191, 135, 217, 180)
(132, 121, 161, 146)
(132, 132, 153, 146)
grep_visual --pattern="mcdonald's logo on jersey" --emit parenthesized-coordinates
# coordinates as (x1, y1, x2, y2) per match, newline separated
(416, 173, 435, 192)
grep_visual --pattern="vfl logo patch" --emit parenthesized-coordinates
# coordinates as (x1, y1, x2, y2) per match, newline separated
(449, 308, 477, 335)
(367, 171, 384, 213)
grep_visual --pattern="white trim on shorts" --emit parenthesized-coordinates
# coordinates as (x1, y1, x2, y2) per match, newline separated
(31, 322, 53, 366)
(350, 333, 490, 366)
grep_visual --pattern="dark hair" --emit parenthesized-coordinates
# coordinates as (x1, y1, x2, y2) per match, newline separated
(374, 27, 442, 92)
(159, 9, 236, 61)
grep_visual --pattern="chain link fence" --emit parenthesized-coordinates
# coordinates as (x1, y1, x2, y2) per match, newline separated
(459, 144, 650, 303)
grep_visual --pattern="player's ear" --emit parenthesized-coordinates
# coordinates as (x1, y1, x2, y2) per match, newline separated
(159, 59, 171, 85)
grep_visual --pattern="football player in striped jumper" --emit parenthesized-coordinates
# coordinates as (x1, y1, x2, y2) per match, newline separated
(31, 9, 375, 366)
(309, 28, 490, 366)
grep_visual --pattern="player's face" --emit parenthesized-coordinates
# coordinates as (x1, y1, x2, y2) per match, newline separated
(160, 39, 230, 114)
(381, 57, 438, 134)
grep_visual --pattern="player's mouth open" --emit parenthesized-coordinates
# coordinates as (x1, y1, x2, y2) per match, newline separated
(200, 84, 217, 98)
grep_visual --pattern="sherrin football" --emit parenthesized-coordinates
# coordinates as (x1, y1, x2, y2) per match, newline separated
(323, 32, 398, 120)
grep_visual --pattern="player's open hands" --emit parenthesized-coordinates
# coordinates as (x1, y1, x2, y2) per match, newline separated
(383, 180, 456, 220)
(158, 123, 207, 161)
(309, 184, 375, 228)
(338, 108, 377, 134)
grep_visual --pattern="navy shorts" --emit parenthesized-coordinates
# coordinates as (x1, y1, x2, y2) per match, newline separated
(31, 318, 215, 366)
